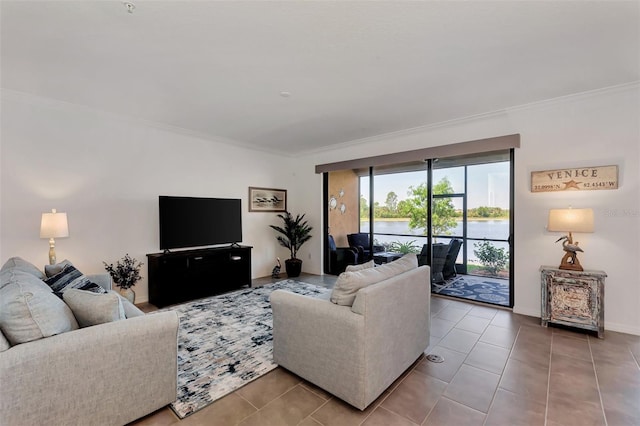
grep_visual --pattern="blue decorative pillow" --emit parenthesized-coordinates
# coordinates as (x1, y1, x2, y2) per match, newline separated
(45, 264, 107, 298)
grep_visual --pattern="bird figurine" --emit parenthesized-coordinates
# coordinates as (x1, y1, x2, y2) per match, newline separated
(555, 235, 584, 271)
(271, 257, 281, 278)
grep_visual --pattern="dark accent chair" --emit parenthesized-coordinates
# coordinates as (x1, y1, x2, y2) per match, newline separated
(418, 239, 462, 284)
(347, 233, 385, 263)
(328, 235, 359, 275)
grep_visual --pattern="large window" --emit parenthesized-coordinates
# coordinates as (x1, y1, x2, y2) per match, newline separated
(353, 151, 512, 300)
(321, 137, 517, 307)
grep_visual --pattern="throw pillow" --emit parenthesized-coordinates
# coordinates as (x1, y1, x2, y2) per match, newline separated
(330, 253, 418, 306)
(63, 289, 126, 327)
(0, 270, 79, 345)
(345, 259, 375, 272)
(44, 259, 72, 278)
(44, 263, 108, 298)
(0, 257, 46, 290)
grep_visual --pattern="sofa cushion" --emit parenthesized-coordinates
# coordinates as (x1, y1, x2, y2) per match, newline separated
(0, 270, 79, 345)
(118, 294, 145, 318)
(44, 263, 108, 298)
(345, 259, 375, 272)
(330, 253, 418, 306)
(0, 257, 46, 289)
(0, 330, 10, 352)
(63, 289, 126, 327)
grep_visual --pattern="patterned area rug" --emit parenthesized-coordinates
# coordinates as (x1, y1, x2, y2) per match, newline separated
(158, 280, 331, 419)
(433, 275, 510, 307)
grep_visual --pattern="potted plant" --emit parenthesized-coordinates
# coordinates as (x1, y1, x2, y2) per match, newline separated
(103, 254, 143, 303)
(269, 212, 313, 278)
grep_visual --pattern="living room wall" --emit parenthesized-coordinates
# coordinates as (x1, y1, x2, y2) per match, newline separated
(2, 85, 638, 335)
(0, 90, 302, 303)
(295, 83, 640, 335)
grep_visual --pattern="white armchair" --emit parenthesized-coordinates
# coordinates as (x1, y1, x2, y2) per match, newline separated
(270, 266, 431, 410)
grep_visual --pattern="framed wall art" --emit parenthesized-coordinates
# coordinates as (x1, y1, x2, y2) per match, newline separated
(248, 187, 287, 212)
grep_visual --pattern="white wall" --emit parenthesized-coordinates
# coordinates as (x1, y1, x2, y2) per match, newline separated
(2, 85, 638, 335)
(295, 84, 640, 335)
(0, 91, 295, 302)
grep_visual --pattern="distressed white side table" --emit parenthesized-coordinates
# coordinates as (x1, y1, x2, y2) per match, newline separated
(540, 266, 606, 338)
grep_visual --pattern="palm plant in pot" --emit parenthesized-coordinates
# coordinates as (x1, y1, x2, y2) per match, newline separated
(269, 212, 313, 278)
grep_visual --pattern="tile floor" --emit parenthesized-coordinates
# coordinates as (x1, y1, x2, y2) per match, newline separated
(132, 274, 640, 426)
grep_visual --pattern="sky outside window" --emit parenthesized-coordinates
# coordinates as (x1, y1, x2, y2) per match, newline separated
(361, 162, 509, 209)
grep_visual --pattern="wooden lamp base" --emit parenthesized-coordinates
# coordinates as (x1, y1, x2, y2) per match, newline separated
(558, 251, 584, 271)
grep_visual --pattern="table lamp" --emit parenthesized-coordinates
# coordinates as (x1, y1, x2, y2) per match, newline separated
(40, 209, 69, 265)
(547, 207, 593, 271)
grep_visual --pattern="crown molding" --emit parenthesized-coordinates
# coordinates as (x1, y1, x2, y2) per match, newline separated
(3, 80, 637, 160)
(294, 81, 640, 158)
(0, 88, 287, 157)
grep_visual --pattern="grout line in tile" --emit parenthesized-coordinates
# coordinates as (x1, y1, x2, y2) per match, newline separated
(306, 396, 332, 426)
(375, 406, 421, 426)
(233, 390, 261, 414)
(544, 329, 554, 426)
(487, 324, 524, 425)
(588, 338, 609, 426)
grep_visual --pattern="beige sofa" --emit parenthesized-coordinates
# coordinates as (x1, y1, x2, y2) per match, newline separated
(271, 256, 430, 410)
(0, 258, 179, 426)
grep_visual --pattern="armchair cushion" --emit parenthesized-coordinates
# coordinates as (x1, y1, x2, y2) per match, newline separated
(345, 259, 375, 272)
(63, 289, 126, 327)
(330, 254, 417, 306)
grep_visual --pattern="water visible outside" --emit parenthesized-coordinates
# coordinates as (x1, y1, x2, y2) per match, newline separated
(361, 219, 510, 274)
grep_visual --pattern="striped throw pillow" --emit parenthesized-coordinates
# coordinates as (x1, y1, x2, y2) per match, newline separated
(45, 264, 107, 298)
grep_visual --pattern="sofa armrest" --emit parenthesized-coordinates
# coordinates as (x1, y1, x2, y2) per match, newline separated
(270, 290, 366, 405)
(0, 311, 179, 426)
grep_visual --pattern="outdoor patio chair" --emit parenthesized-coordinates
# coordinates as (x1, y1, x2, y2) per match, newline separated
(419, 239, 462, 284)
(347, 233, 385, 262)
(328, 235, 359, 274)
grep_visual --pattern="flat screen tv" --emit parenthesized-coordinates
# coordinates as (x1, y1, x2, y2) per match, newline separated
(159, 196, 242, 250)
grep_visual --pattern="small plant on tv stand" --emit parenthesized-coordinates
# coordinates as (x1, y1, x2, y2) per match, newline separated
(103, 253, 143, 303)
(269, 212, 313, 278)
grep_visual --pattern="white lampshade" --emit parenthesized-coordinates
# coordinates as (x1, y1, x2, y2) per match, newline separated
(547, 208, 594, 233)
(40, 209, 69, 239)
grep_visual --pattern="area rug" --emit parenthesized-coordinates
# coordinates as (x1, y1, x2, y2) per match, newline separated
(158, 280, 331, 419)
(433, 275, 510, 307)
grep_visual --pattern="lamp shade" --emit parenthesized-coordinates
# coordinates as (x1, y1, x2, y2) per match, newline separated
(40, 209, 69, 239)
(547, 208, 594, 233)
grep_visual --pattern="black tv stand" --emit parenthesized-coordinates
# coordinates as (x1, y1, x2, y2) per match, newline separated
(147, 245, 252, 308)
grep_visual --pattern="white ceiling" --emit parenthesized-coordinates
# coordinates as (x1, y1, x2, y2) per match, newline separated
(1, 1, 638, 156)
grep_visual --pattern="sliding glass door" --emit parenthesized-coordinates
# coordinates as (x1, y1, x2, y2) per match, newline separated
(323, 149, 514, 308)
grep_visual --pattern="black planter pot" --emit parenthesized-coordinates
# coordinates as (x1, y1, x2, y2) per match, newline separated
(285, 258, 303, 278)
